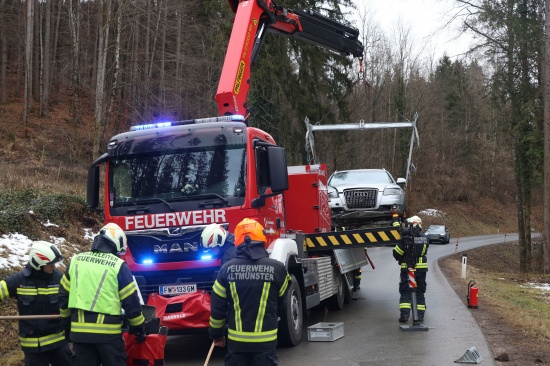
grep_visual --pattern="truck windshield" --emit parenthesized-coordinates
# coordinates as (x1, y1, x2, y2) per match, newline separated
(109, 144, 247, 207)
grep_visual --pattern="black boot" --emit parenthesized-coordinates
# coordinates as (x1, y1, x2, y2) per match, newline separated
(398, 311, 410, 323)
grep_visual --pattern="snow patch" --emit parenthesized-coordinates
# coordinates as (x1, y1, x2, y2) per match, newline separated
(0, 223, 93, 270)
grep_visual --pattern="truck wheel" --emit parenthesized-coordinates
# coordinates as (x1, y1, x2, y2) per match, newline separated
(325, 269, 344, 311)
(278, 274, 303, 347)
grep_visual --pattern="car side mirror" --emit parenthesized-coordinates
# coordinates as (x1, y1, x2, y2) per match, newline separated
(396, 178, 406, 185)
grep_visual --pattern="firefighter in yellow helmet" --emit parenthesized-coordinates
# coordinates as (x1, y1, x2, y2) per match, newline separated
(59, 223, 145, 366)
(0, 241, 73, 366)
(392, 215, 429, 323)
(209, 218, 292, 366)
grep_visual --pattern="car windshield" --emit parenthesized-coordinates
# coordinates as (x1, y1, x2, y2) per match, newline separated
(329, 170, 393, 186)
(427, 226, 445, 233)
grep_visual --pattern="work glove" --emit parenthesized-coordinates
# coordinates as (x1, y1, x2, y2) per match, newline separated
(129, 325, 147, 344)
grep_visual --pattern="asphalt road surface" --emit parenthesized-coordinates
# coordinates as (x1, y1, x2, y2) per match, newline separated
(163, 233, 516, 365)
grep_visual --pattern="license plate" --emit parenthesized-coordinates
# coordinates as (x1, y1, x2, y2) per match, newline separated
(159, 284, 197, 295)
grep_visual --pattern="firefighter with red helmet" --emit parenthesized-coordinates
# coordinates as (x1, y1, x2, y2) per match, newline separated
(392, 215, 429, 322)
(201, 223, 237, 266)
(0, 241, 73, 366)
(209, 218, 291, 366)
(59, 223, 145, 366)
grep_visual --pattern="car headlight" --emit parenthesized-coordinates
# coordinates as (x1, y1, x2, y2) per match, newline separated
(328, 189, 339, 199)
(383, 187, 401, 196)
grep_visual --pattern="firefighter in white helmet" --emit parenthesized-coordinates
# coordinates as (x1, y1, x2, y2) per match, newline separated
(0, 240, 73, 365)
(392, 215, 429, 322)
(201, 223, 237, 265)
(59, 223, 145, 366)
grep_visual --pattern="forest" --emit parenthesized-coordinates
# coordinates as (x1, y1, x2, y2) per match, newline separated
(0, 0, 547, 272)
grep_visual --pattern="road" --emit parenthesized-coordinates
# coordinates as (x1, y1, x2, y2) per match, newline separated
(163, 233, 516, 365)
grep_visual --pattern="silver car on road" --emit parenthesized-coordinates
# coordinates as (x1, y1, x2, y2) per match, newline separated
(328, 169, 406, 227)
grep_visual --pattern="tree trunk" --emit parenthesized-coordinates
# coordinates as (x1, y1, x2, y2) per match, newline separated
(0, 0, 7, 104)
(160, 1, 166, 108)
(40, 0, 51, 117)
(33, 0, 39, 102)
(50, 0, 62, 104)
(106, 0, 122, 135)
(68, 0, 81, 127)
(175, 6, 181, 113)
(24, 0, 34, 127)
(93, 0, 112, 158)
(544, 0, 550, 273)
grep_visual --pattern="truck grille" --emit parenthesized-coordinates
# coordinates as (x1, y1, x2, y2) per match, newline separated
(127, 230, 203, 264)
(343, 189, 378, 209)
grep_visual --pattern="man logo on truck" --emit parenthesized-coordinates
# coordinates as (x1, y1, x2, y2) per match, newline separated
(154, 242, 199, 254)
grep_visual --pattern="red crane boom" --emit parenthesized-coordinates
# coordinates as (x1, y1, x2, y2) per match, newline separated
(216, 0, 364, 118)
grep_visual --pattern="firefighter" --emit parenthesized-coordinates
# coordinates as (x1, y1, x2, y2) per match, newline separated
(200, 223, 237, 265)
(59, 223, 146, 366)
(209, 218, 292, 366)
(0, 241, 73, 366)
(392, 215, 429, 322)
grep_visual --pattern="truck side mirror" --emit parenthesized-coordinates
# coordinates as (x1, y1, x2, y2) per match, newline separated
(87, 153, 108, 211)
(87, 165, 100, 210)
(267, 146, 288, 193)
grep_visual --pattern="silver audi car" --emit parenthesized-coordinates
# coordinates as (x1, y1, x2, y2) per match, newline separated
(327, 169, 406, 227)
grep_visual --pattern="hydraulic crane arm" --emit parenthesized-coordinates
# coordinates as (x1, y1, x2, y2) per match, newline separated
(216, 0, 364, 118)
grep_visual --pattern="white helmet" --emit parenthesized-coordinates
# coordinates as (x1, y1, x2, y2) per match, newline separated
(407, 215, 422, 229)
(100, 223, 127, 253)
(201, 223, 227, 250)
(29, 241, 63, 270)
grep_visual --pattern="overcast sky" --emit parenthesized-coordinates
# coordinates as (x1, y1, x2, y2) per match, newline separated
(353, 0, 473, 60)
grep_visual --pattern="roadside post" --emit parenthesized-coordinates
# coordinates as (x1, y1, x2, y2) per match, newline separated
(461, 254, 467, 279)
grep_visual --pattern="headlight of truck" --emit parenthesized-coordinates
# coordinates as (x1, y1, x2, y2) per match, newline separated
(383, 187, 402, 196)
(328, 188, 339, 198)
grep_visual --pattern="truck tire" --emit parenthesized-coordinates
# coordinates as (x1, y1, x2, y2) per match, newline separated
(344, 275, 353, 304)
(278, 274, 303, 347)
(325, 269, 345, 311)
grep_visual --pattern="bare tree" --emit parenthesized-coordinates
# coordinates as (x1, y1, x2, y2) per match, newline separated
(93, 0, 112, 158)
(106, 0, 124, 134)
(544, 0, 550, 272)
(0, 0, 7, 104)
(39, 0, 52, 117)
(23, 0, 34, 127)
(68, 0, 81, 126)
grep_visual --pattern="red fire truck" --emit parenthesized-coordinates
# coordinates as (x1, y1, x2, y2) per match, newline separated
(86, 0, 402, 346)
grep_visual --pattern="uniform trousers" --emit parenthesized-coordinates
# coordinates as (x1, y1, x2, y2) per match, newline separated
(399, 270, 427, 318)
(225, 349, 279, 366)
(73, 337, 126, 366)
(24, 343, 73, 366)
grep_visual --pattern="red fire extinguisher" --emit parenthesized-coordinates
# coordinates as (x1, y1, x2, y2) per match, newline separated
(467, 280, 478, 309)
